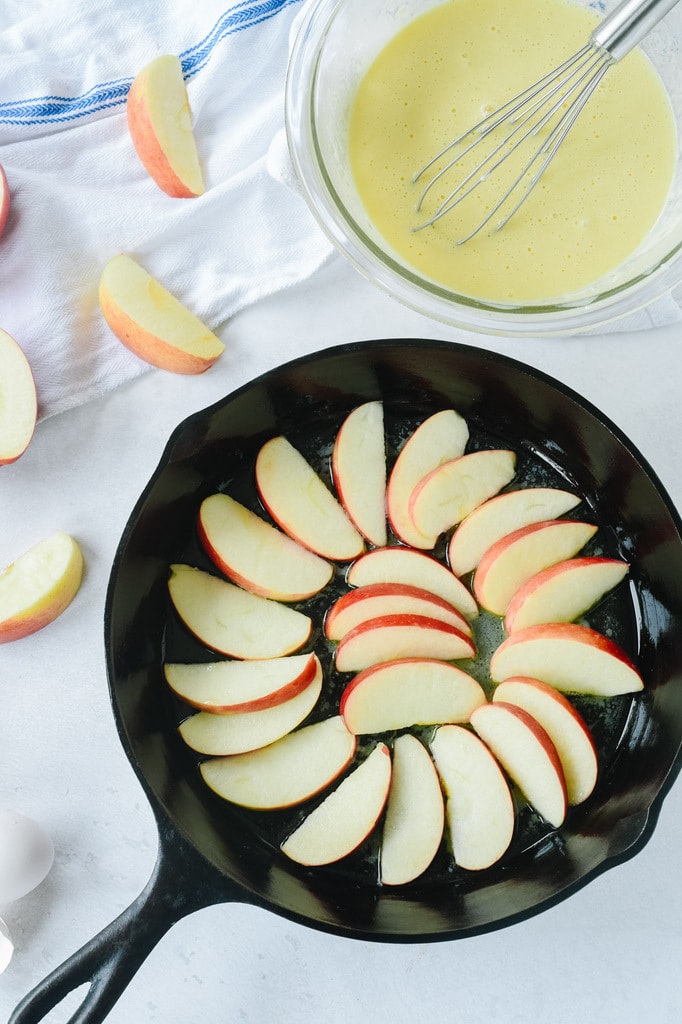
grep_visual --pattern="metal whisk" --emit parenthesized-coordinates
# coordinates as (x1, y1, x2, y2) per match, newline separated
(413, 0, 680, 243)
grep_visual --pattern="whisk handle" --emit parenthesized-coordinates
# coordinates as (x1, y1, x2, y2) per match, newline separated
(592, 0, 680, 61)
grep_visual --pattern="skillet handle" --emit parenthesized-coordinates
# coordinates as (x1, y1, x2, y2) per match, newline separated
(9, 822, 241, 1024)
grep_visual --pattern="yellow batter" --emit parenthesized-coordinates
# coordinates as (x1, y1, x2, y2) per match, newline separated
(349, 0, 676, 303)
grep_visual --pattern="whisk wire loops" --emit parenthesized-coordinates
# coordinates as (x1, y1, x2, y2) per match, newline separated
(413, 42, 614, 242)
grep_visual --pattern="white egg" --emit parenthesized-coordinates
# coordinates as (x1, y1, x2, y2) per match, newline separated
(0, 916, 13, 973)
(0, 809, 55, 905)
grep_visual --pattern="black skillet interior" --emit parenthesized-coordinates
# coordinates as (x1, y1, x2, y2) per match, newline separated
(106, 337, 682, 941)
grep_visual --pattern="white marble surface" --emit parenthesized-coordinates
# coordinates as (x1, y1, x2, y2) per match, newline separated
(2, 255, 682, 1023)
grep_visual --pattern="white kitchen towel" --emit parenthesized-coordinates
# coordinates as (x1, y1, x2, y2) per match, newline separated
(0, 0, 334, 420)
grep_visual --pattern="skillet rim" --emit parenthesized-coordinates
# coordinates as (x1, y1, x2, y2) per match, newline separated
(103, 336, 682, 942)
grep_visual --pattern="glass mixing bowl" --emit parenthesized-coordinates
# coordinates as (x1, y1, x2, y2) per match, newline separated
(285, 0, 682, 336)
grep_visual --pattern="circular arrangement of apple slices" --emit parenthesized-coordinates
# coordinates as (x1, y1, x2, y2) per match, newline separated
(164, 402, 643, 885)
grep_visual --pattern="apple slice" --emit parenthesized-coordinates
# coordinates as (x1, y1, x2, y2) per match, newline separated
(490, 623, 644, 696)
(340, 658, 485, 733)
(200, 716, 356, 808)
(473, 519, 598, 615)
(167, 563, 311, 658)
(127, 54, 204, 198)
(255, 435, 365, 561)
(0, 329, 38, 466)
(164, 652, 319, 712)
(470, 702, 567, 828)
(448, 487, 581, 577)
(0, 164, 10, 238)
(281, 743, 391, 865)
(99, 254, 224, 374)
(0, 532, 84, 644)
(335, 614, 476, 673)
(409, 449, 517, 547)
(198, 493, 332, 601)
(331, 401, 387, 547)
(387, 409, 469, 548)
(324, 582, 472, 641)
(505, 556, 629, 633)
(347, 546, 478, 620)
(178, 661, 322, 755)
(380, 734, 444, 885)
(493, 677, 598, 804)
(430, 725, 514, 871)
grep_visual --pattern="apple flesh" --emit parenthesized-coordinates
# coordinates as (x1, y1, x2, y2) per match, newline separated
(281, 743, 391, 865)
(331, 401, 387, 547)
(255, 435, 365, 561)
(200, 716, 356, 809)
(167, 563, 312, 658)
(324, 582, 472, 641)
(386, 409, 469, 548)
(127, 54, 204, 198)
(473, 519, 598, 615)
(448, 486, 582, 577)
(380, 734, 444, 885)
(490, 622, 644, 696)
(339, 658, 486, 733)
(0, 164, 10, 238)
(470, 702, 567, 828)
(0, 532, 84, 644)
(347, 546, 479, 620)
(505, 556, 629, 633)
(492, 677, 598, 804)
(430, 724, 514, 871)
(409, 449, 516, 548)
(164, 652, 319, 713)
(99, 253, 224, 374)
(334, 613, 476, 672)
(198, 493, 332, 601)
(0, 329, 38, 467)
(178, 662, 322, 755)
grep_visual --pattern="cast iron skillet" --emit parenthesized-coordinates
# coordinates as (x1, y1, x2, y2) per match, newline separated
(11, 339, 682, 1024)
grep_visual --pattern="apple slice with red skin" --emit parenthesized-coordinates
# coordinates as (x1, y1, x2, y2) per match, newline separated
(281, 743, 391, 866)
(490, 622, 644, 696)
(325, 582, 472, 641)
(164, 652, 319, 713)
(167, 563, 311, 659)
(448, 487, 581, 577)
(471, 702, 568, 828)
(256, 435, 364, 561)
(473, 519, 598, 615)
(335, 614, 476, 673)
(386, 409, 469, 548)
(493, 677, 598, 804)
(380, 734, 445, 885)
(200, 716, 356, 809)
(347, 546, 478, 620)
(409, 449, 517, 548)
(340, 658, 485, 733)
(505, 556, 629, 633)
(331, 401, 387, 547)
(0, 532, 84, 643)
(99, 254, 224, 374)
(430, 725, 514, 871)
(127, 54, 204, 198)
(198, 493, 332, 601)
(0, 164, 10, 238)
(178, 661, 322, 755)
(0, 329, 38, 467)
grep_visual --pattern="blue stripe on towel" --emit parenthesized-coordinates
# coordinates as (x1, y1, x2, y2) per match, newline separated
(0, 0, 300, 126)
